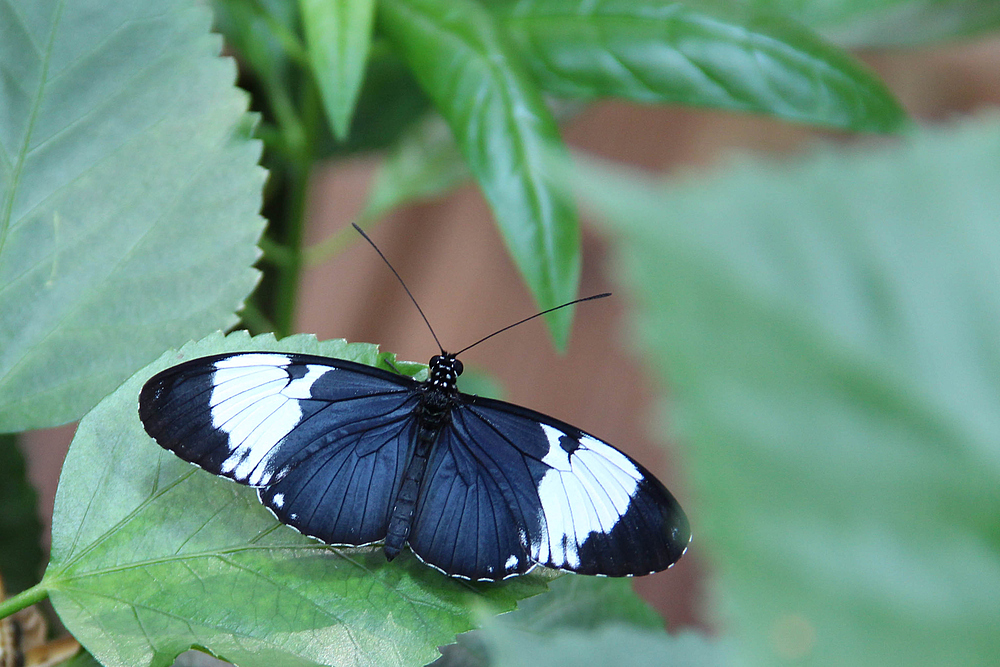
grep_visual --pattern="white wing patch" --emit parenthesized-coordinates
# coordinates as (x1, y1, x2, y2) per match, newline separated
(209, 355, 331, 486)
(532, 425, 642, 569)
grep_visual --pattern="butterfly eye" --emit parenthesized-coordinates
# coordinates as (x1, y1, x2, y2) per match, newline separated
(453, 359, 464, 376)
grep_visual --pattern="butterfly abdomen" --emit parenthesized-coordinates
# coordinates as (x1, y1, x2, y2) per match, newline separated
(384, 385, 454, 560)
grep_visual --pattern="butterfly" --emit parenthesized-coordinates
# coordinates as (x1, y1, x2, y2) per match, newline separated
(138, 228, 690, 582)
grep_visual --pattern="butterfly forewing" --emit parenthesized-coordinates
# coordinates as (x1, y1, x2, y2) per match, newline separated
(139, 353, 421, 546)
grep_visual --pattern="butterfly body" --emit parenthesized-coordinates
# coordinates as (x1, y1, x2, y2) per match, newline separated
(139, 350, 690, 581)
(384, 354, 462, 559)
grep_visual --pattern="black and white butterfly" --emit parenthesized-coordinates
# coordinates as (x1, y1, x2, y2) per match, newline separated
(138, 229, 690, 582)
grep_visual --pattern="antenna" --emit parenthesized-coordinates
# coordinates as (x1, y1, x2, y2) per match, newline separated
(353, 223, 445, 354)
(454, 292, 610, 355)
(353, 224, 610, 357)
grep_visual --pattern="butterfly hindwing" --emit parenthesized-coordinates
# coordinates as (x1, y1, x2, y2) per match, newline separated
(257, 406, 419, 546)
(407, 422, 535, 580)
(139, 352, 421, 546)
(406, 395, 690, 579)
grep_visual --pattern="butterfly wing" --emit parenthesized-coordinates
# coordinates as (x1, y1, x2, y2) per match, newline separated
(139, 352, 421, 546)
(408, 394, 690, 580)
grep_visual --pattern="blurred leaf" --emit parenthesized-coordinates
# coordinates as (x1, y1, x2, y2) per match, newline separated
(436, 574, 677, 667)
(299, 0, 376, 140)
(497, 574, 665, 631)
(500, 0, 906, 133)
(0, 0, 265, 431)
(379, 0, 581, 349)
(0, 435, 42, 595)
(212, 0, 300, 88)
(483, 624, 726, 667)
(747, 0, 1000, 46)
(574, 116, 1000, 664)
(362, 115, 469, 223)
(456, 366, 505, 401)
(318, 47, 432, 157)
(299, 112, 470, 271)
(62, 650, 106, 667)
(44, 332, 550, 667)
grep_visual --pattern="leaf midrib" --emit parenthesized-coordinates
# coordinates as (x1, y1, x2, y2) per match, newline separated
(0, 0, 66, 260)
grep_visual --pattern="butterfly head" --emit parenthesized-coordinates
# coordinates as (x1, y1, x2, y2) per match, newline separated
(429, 354, 464, 390)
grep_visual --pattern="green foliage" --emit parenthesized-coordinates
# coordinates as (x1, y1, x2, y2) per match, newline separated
(484, 625, 726, 667)
(44, 332, 550, 667)
(299, 0, 377, 141)
(380, 0, 582, 348)
(500, 0, 905, 132)
(572, 114, 1000, 665)
(0, 0, 265, 431)
(494, 574, 666, 631)
(746, 0, 1000, 45)
(209, 0, 909, 346)
(437, 575, 674, 667)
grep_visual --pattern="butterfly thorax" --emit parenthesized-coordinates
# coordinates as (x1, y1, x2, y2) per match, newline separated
(427, 353, 463, 391)
(416, 353, 464, 425)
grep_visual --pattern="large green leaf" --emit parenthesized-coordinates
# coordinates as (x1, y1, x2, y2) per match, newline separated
(379, 0, 580, 349)
(299, 0, 376, 141)
(467, 576, 720, 667)
(44, 332, 549, 667)
(499, 0, 906, 133)
(494, 575, 665, 632)
(438, 573, 681, 666)
(749, 0, 1000, 46)
(0, 0, 265, 431)
(484, 625, 725, 667)
(573, 117, 1000, 664)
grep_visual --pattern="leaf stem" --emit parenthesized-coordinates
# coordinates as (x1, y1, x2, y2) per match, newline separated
(0, 582, 48, 620)
(270, 82, 322, 337)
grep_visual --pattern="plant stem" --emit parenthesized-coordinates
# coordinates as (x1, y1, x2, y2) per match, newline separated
(270, 159, 308, 337)
(269, 81, 321, 338)
(0, 581, 48, 619)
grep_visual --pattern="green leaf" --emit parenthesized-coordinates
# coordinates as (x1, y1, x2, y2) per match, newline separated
(0, 0, 265, 431)
(211, 0, 297, 84)
(456, 366, 505, 401)
(61, 649, 104, 667)
(438, 574, 676, 666)
(483, 624, 726, 667)
(747, 0, 1000, 46)
(379, 0, 581, 349)
(573, 116, 1000, 664)
(496, 575, 665, 632)
(499, 0, 906, 133)
(299, 0, 376, 140)
(0, 435, 43, 595)
(45, 332, 549, 667)
(361, 115, 469, 224)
